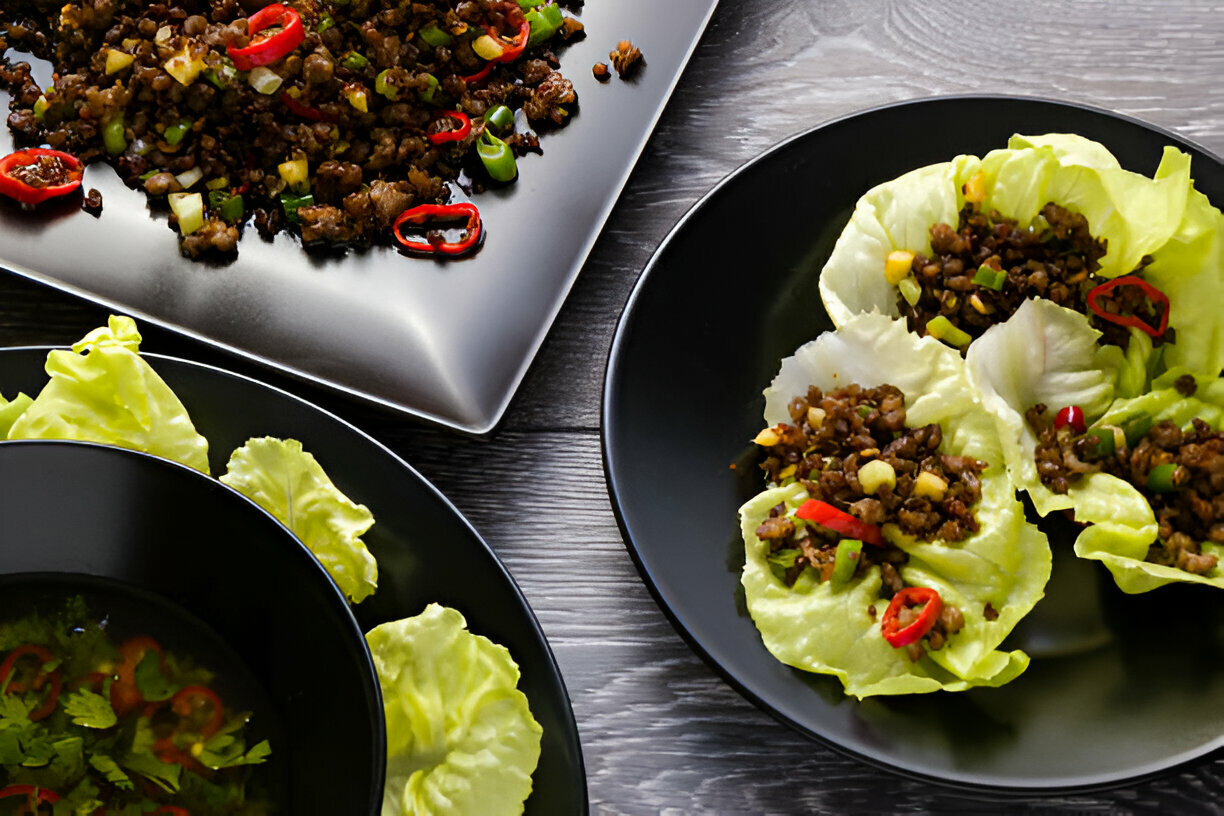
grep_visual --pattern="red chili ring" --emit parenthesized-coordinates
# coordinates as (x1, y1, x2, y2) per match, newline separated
(880, 586, 944, 648)
(427, 111, 472, 145)
(392, 202, 483, 257)
(227, 3, 305, 71)
(0, 148, 84, 206)
(1085, 275, 1170, 338)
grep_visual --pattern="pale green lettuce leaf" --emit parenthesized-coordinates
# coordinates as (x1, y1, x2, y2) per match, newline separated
(1068, 386, 1224, 592)
(367, 604, 542, 816)
(0, 392, 32, 438)
(747, 315, 1050, 697)
(965, 298, 1123, 516)
(6, 315, 210, 473)
(220, 437, 377, 603)
(818, 155, 980, 327)
(819, 136, 1221, 379)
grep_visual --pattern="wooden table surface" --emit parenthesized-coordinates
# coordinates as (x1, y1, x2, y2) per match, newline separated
(4, 1, 1224, 813)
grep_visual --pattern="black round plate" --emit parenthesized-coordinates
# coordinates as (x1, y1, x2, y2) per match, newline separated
(0, 347, 587, 813)
(602, 95, 1224, 790)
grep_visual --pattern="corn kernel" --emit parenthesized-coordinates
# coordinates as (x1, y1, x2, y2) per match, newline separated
(105, 48, 135, 75)
(969, 293, 995, 314)
(806, 407, 826, 430)
(884, 250, 915, 285)
(753, 427, 780, 447)
(962, 172, 987, 204)
(912, 471, 948, 501)
(857, 459, 896, 495)
(777, 464, 797, 480)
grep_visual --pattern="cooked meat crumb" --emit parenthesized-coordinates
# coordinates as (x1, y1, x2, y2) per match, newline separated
(609, 39, 643, 78)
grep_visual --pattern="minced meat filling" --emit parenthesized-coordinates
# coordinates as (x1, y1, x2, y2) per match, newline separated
(1029, 405, 1222, 575)
(757, 383, 986, 542)
(753, 383, 983, 659)
(899, 201, 1165, 350)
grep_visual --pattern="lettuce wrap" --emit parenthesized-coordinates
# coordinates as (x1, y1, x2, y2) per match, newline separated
(968, 304, 1224, 593)
(742, 314, 1050, 697)
(818, 133, 1224, 390)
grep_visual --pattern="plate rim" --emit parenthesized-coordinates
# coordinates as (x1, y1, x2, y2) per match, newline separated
(601, 92, 1224, 793)
(0, 343, 589, 812)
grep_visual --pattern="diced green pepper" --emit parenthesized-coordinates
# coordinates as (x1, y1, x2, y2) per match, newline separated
(483, 104, 514, 132)
(102, 112, 126, 156)
(316, 12, 334, 33)
(925, 315, 973, 347)
(204, 62, 237, 89)
(831, 539, 863, 584)
(208, 190, 245, 222)
(418, 73, 440, 104)
(418, 24, 453, 47)
(525, 4, 564, 46)
(1120, 413, 1153, 447)
(477, 130, 517, 182)
(33, 95, 49, 122)
(374, 69, 399, 100)
(1082, 426, 1116, 459)
(139, 169, 159, 181)
(1147, 462, 1187, 493)
(972, 264, 1007, 291)
(341, 51, 369, 71)
(163, 119, 192, 146)
(281, 193, 314, 223)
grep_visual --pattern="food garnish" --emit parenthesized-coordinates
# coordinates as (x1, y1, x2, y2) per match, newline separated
(0, 148, 84, 206)
(392, 201, 483, 256)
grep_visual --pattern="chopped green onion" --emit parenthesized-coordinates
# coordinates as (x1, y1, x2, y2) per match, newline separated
(1147, 462, 1187, 493)
(205, 176, 229, 191)
(525, 4, 564, 46)
(216, 193, 244, 222)
(477, 130, 517, 182)
(102, 113, 126, 156)
(340, 51, 369, 71)
(33, 95, 49, 122)
(204, 63, 238, 89)
(1120, 413, 1153, 447)
(281, 193, 314, 223)
(163, 119, 192, 146)
(925, 315, 973, 347)
(418, 24, 453, 47)
(138, 169, 159, 181)
(483, 105, 514, 132)
(516, 0, 546, 8)
(374, 69, 399, 100)
(418, 73, 440, 104)
(897, 276, 921, 307)
(972, 264, 1007, 291)
(316, 12, 335, 33)
(831, 539, 863, 584)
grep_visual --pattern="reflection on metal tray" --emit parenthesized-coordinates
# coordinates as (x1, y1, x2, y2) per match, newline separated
(0, 1, 718, 433)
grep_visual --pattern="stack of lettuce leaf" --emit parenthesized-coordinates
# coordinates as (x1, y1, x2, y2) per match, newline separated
(742, 315, 1051, 698)
(810, 132, 1224, 600)
(0, 315, 542, 815)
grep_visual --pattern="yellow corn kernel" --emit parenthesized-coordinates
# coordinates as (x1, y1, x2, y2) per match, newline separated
(806, 407, 826, 430)
(164, 49, 205, 85)
(962, 172, 987, 204)
(912, 471, 948, 501)
(969, 293, 995, 314)
(884, 250, 915, 285)
(857, 459, 896, 495)
(753, 427, 780, 447)
(105, 48, 135, 74)
(777, 464, 797, 481)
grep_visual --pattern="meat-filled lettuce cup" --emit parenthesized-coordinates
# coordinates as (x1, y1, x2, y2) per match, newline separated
(741, 314, 1051, 698)
(968, 300, 1224, 592)
(818, 133, 1224, 392)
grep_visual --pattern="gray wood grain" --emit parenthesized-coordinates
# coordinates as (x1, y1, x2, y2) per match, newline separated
(5, 0, 1224, 812)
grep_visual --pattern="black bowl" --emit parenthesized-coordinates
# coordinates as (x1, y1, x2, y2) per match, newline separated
(0, 439, 385, 812)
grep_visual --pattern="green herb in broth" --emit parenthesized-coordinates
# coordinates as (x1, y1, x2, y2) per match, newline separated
(0, 596, 271, 816)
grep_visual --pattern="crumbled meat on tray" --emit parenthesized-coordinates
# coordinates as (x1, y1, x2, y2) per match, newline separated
(1030, 407, 1222, 575)
(0, 0, 582, 258)
(899, 199, 1166, 351)
(609, 39, 642, 78)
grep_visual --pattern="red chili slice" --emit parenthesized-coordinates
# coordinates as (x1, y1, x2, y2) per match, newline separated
(880, 586, 943, 648)
(280, 89, 332, 122)
(0, 149, 84, 206)
(392, 202, 483, 257)
(794, 499, 884, 547)
(227, 3, 305, 71)
(152, 685, 226, 773)
(427, 111, 472, 145)
(110, 635, 164, 716)
(0, 644, 62, 721)
(1054, 405, 1086, 434)
(0, 784, 60, 812)
(462, 5, 530, 84)
(1085, 275, 1170, 338)
(154, 808, 192, 816)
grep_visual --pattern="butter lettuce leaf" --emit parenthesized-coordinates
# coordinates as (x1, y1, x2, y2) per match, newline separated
(367, 604, 542, 816)
(1070, 385, 1224, 592)
(6, 315, 210, 473)
(220, 437, 377, 603)
(748, 315, 1050, 697)
(819, 133, 1224, 381)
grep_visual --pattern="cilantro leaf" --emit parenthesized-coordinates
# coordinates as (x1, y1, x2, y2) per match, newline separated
(119, 751, 182, 793)
(0, 693, 32, 725)
(133, 650, 175, 702)
(51, 735, 86, 779)
(89, 752, 135, 790)
(56, 775, 104, 816)
(62, 688, 117, 729)
(199, 737, 271, 770)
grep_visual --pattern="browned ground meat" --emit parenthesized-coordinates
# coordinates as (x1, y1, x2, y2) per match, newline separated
(1030, 407, 1222, 575)
(752, 382, 980, 659)
(900, 201, 1167, 350)
(0, 0, 583, 258)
